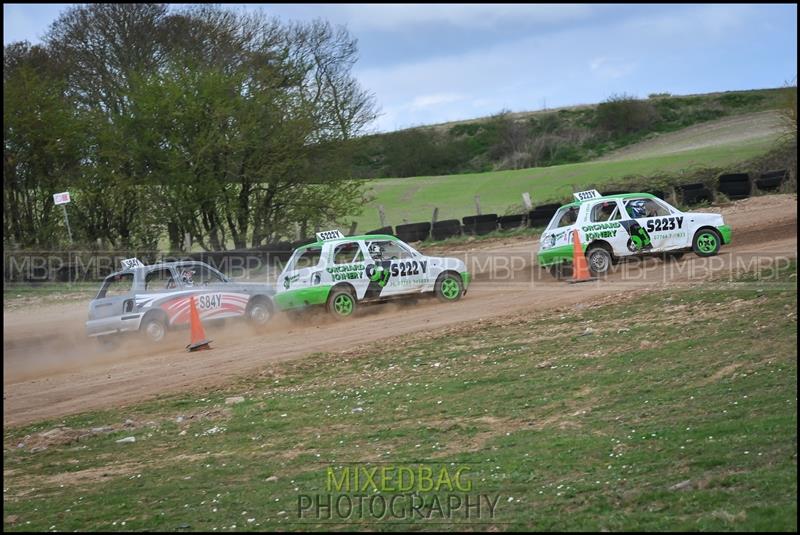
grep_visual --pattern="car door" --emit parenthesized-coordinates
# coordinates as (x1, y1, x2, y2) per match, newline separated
(327, 240, 371, 299)
(174, 263, 249, 322)
(364, 239, 424, 297)
(621, 197, 687, 253)
(585, 199, 631, 256)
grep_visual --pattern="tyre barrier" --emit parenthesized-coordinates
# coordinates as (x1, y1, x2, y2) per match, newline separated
(365, 226, 394, 236)
(462, 214, 498, 235)
(677, 182, 714, 205)
(643, 190, 666, 199)
(431, 219, 462, 240)
(528, 203, 560, 228)
(755, 169, 787, 191)
(395, 222, 431, 242)
(497, 213, 527, 230)
(717, 173, 751, 199)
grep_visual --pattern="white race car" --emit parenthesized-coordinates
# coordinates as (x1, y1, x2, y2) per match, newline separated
(275, 230, 470, 318)
(538, 190, 732, 277)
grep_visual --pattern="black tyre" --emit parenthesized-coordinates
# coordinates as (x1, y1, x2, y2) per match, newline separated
(326, 286, 357, 319)
(140, 314, 167, 343)
(692, 229, 721, 257)
(586, 246, 613, 275)
(435, 272, 464, 302)
(247, 297, 273, 328)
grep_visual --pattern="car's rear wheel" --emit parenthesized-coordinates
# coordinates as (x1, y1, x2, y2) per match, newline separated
(435, 272, 464, 302)
(140, 315, 167, 343)
(586, 246, 612, 275)
(327, 287, 357, 319)
(692, 229, 721, 257)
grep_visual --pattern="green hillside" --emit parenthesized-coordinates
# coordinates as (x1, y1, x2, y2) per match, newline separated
(350, 88, 788, 180)
(352, 115, 781, 231)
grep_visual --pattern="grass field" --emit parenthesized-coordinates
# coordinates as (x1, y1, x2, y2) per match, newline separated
(353, 126, 780, 232)
(3, 263, 796, 531)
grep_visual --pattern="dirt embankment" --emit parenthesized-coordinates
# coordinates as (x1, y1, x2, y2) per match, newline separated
(598, 110, 784, 162)
(3, 195, 796, 427)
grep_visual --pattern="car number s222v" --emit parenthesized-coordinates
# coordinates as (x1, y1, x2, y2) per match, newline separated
(390, 260, 428, 277)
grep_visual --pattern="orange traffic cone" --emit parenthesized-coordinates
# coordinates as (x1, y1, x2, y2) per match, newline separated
(569, 230, 597, 284)
(186, 296, 212, 352)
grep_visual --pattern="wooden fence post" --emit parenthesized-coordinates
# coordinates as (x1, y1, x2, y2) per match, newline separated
(378, 205, 387, 228)
(430, 207, 439, 240)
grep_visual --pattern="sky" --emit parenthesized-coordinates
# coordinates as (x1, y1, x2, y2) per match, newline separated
(4, 3, 797, 133)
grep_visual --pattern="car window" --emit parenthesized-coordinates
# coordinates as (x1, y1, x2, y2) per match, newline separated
(366, 240, 413, 260)
(98, 272, 134, 298)
(624, 197, 671, 218)
(194, 265, 225, 285)
(174, 264, 226, 286)
(333, 242, 364, 264)
(145, 268, 176, 290)
(548, 206, 580, 230)
(590, 201, 621, 222)
(295, 246, 323, 269)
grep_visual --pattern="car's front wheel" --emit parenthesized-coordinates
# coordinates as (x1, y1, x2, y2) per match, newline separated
(692, 229, 721, 257)
(435, 272, 464, 302)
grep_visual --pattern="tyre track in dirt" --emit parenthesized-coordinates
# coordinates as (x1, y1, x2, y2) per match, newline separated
(3, 195, 796, 426)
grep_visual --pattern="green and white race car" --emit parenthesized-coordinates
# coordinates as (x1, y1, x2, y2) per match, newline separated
(275, 230, 470, 318)
(538, 190, 732, 277)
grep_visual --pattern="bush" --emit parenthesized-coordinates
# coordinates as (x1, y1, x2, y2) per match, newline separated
(596, 94, 659, 135)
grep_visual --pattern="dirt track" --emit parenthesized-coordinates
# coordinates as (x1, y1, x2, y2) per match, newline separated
(3, 195, 797, 426)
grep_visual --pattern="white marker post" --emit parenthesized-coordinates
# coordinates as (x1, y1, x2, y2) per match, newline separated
(53, 191, 73, 244)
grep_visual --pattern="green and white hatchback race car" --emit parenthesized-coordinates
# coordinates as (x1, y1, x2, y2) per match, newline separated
(275, 230, 470, 318)
(538, 190, 732, 277)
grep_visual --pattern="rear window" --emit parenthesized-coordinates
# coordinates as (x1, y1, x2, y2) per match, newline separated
(293, 246, 322, 270)
(548, 206, 580, 230)
(97, 272, 134, 298)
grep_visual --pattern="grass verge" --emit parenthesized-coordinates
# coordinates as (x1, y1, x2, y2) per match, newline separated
(3, 264, 797, 531)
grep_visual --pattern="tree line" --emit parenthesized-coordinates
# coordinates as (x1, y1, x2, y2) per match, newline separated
(4, 4, 377, 251)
